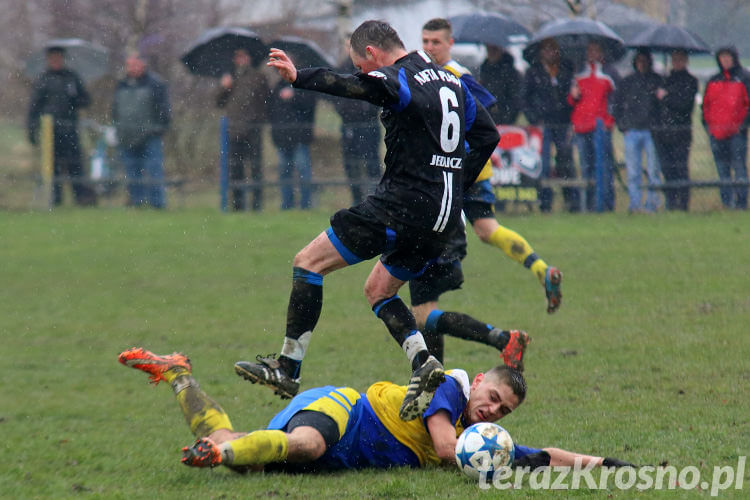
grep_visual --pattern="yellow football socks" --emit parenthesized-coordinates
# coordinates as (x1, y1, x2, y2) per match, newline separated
(222, 430, 289, 466)
(530, 259, 548, 285)
(170, 372, 234, 438)
(488, 225, 548, 284)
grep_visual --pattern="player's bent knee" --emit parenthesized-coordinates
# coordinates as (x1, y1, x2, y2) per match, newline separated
(286, 426, 327, 462)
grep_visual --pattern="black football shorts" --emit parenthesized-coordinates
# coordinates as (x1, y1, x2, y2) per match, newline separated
(328, 203, 446, 281)
(408, 259, 465, 306)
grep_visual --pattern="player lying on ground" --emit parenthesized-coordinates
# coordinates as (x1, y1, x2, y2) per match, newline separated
(234, 20, 500, 422)
(120, 347, 634, 471)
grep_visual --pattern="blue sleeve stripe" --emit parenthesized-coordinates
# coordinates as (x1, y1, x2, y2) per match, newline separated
(523, 252, 538, 268)
(461, 80, 477, 131)
(326, 227, 362, 265)
(292, 267, 323, 286)
(331, 388, 356, 408)
(513, 444, 544, 460)
(459, 73, 497, 108)
(325, 393, 353, 413)
(373, 295, 401, 317)
(385, 227, 397, 251)
(390, 68, 411, 112)
(424, 309, 444, 335)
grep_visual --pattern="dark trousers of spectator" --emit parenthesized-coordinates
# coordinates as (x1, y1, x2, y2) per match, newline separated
(53, 130, 97, 206)
(539, 123, 579, 212)
(341, 125, 381, 205)
(278, 143, 312, 210)
(229, 133, 263, 211)
(708, 131, 748, 209)
(654, 131, 691, 211)
(576, 121, 616, 212)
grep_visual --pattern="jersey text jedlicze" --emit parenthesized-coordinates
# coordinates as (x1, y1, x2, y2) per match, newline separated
(293, 50, 498, 236)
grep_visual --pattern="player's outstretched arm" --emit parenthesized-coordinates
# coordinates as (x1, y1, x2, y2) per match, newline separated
(267, 48, 297, 83)
(514, 447, 636, 469)
(425, 410, 459, 463)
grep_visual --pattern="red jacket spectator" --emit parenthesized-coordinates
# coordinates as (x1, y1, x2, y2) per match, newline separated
(702, 46, 750, 141)
(568, 62, 618, 134)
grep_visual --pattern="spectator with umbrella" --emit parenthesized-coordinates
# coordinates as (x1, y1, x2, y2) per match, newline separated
(568, 40, 620, 212)
(182, 27, 268, 211)
(523, 38, 578, 212)
(613, 48, 664, 214)
(27, 43, 97, 206)
(627, 23, 707, 212)
(702, 46, 750, 210)
(445, 12, 529, 126)
(653, 50, 699, 211)
(266, 36, 335, 211)
(216, 47, 270, 212)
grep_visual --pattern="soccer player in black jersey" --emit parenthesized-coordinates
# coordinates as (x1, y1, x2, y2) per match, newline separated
(235, 20, 500, 421)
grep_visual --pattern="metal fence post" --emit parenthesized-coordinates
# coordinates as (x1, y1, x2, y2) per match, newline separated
(40, 114, 54, 209)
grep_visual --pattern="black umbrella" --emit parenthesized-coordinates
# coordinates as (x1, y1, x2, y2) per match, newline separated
(627, 23, 711, 54)
(609, 21, 660, 45)
(448, 12, 531, 47)
(181, 26, 266, 77)
(25, 38, 109, 83)
(523, 17, 625, 64)
(269, 36, 335, 69)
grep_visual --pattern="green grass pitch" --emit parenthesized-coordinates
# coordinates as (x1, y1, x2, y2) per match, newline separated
(1, 208, 748, 498)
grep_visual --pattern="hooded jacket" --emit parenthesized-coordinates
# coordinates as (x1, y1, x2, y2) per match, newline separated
(702, 46, 750, 140)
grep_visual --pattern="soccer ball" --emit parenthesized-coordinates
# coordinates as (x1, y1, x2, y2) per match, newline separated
(455, 422, 514, 480)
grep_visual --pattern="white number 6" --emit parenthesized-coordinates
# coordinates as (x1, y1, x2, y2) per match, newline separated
(439, 86, 460, 153)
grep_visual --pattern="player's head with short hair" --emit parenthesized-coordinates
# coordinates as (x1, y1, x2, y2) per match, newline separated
(484, 365, 527, 403)
(421, 18, 454, 65)
(464, 366, 527, 424)
(349, 20, 405, 58)
(422, 18, 452, 35)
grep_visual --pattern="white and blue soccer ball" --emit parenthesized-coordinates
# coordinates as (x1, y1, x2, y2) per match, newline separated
(455, 422, 514, 480)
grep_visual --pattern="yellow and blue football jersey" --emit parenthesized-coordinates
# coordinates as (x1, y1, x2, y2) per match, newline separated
(266, 370, 540, 470)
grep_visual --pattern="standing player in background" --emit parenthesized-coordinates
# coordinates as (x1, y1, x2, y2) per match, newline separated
(234, 21, 500, 421)
(418, 18, 563, 364)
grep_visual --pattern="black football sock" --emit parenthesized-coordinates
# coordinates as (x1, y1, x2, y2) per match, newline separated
(422, 327, 445, 364)
(427, 310, 510, 350)
(279, 267, 323, 378)
(374, 295, 431, 370)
